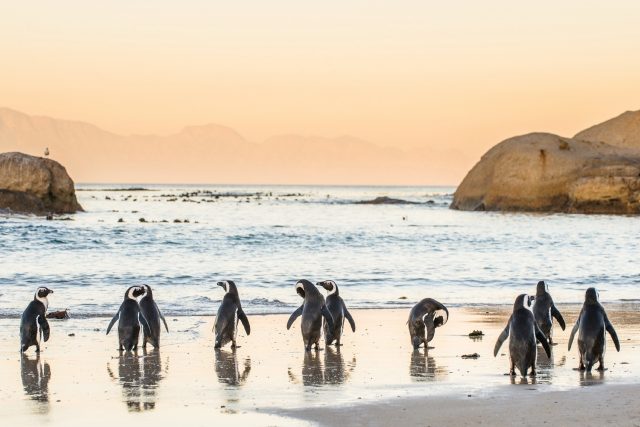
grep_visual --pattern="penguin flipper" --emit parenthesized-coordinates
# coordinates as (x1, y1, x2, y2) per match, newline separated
(38, 315, 51, 342)
(106, 308, 121, 335)
(139, 312, 152, 338)
(551, 304, 566, 330)
(605, 315, 621, 352)
(568, 318, 580, 351)
(238, 308, 250, 335)
(535, 324, 552, 358)
(343, 303, 356, 333)
(321, 305, 335, 332)
(287, 304, 303, 330)
(156, 302, 169, 333)
(493, 318, 510, 357)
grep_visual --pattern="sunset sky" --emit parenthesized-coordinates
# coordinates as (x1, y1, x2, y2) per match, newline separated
(2, 1, 640, 182)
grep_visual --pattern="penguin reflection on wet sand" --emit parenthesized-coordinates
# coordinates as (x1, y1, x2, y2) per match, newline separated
(532, 281, 565, 345)
(107, 350, 165, 411)
(107, 286, 147, 351)
(494, 294, 551, 377)
(20, 287, 54, 353)
(568, 287, 620, 372)
(407, 298, 449, 350)
(214, 281, 250, 349)
(215, 349, 251, 386)
(138, 285, 169, 349)
(21, 354, 51, 407)
(410, 350, 446, 382)
(316, 280, 356, 346)
(287, 280, 334, 351)
(323, 346, 355, 384)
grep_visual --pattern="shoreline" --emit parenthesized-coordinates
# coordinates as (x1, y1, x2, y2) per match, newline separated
(2, 306, 638, 426)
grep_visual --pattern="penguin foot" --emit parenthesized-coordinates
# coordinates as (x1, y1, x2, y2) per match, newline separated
(509, 370, 516, 376)
(596, 365, 606, 371)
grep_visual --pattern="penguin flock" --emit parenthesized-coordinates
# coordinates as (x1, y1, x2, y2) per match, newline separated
(19, 280, 621, 377)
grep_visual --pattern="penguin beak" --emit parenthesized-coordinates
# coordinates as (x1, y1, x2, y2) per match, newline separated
(316, 281, 330, 291)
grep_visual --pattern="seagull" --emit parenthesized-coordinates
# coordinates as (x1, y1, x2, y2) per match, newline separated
(44, 147, 50, 157)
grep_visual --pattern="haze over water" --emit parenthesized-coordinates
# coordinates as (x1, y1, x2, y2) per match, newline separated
(1, 184, 638, 318)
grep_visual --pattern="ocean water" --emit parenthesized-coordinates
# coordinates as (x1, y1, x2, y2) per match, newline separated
(0, 184, 639, 318)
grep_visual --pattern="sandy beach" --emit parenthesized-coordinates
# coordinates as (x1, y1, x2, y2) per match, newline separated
(1, 304, 639, 426)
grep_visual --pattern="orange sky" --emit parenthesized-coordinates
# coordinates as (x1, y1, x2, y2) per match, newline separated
(2, 1, 640, 179)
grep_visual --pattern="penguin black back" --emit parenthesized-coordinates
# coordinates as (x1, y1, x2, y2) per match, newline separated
(568, 287, 620, 371)
(214, 280, 250, 349)
(532, 281, 565, 344)
(138, 284, 169, 349)
(317, 280, 356, 346)
(107, 286, 146, 352)
(287, 280, 334, 351)
(407, 298, 449, 350)
(494, 294, 551, 377)
(20, 287, 54, 353)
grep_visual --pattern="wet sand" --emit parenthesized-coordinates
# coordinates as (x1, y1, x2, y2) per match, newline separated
(1, 305, 639, 426)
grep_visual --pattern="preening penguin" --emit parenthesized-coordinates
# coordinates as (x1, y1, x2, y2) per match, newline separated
(568, 287, 620, 372)
(494, 294, 551, 377)
(532, 281, 565, 344)
(106, 286, 147, 352)
(407, 298, 449, 350)
(20, 287, 54, 353)
(213, 280, 250, 349)
(316, 280, 356, 346)
(287, 279, 334, 351)
(138, 284, 169, 349)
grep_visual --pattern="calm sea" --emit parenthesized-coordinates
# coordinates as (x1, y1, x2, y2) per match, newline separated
(0, 184, 638, 318)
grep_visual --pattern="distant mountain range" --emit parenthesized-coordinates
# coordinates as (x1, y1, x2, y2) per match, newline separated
(0, 107, 468, 185)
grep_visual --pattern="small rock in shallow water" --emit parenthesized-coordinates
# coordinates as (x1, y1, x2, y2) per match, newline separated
(139, 217, 147, 223)
(461, 353, 480, 359)
(68, 333, 75, 337)
(468, 330, 484, 337)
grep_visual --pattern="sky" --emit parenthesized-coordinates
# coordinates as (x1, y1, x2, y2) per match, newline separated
(1, 0, 640, 180)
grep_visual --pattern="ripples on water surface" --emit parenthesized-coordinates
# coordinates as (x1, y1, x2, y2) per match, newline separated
(0, 184, 639, 317)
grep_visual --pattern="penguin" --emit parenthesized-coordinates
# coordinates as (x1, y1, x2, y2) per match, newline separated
(316, 280, 356, 346)
(532, 280, 566, 344)
(286, 279, 335, 351)
(494, 294, 551, 377)
(407, 298, 449, 350)
(213, 280, 250, 349)
(568, 287, 620, 372)
(106, 286, 147, 351)
(20, 287, 54, 353)
(138, 284, 169, 349)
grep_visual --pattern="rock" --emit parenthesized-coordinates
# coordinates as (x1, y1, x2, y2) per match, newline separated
(468, 330, 484, 337)
(0, 152, 83, 215)
(461, 353, 480, 359)
(575, 110, 640, 150)
(46, 309, 70, 319)
(356, 196, 418, 205)
(451, 132, 640, 214)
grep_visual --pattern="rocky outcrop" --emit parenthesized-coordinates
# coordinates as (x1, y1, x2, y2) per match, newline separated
(574, 110, 640, 150)
(450, 132, 640, 214)
(0, 152, 83, 215)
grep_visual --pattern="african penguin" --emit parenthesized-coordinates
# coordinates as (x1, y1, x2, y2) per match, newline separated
(494, 294, 551, 377)
(407, 298, 449, 350)
(138, 284, 169, 349)
(106, 286, 147, 351)
(287, 279, 334, 351)
(568, 287, 620, 372)
(20, 287, 54, 353)
(316, 280, 355, 346)
(213, 280, 250, 349)
(532, 280, 566, 344)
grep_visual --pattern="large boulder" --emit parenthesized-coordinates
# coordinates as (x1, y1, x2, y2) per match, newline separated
(450, 132, 640, 214)
(0, 152, 83, 215)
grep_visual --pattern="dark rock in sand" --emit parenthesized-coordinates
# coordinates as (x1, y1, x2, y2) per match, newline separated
(46, 309, 70, 319)
(0, 152, 83, 215)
